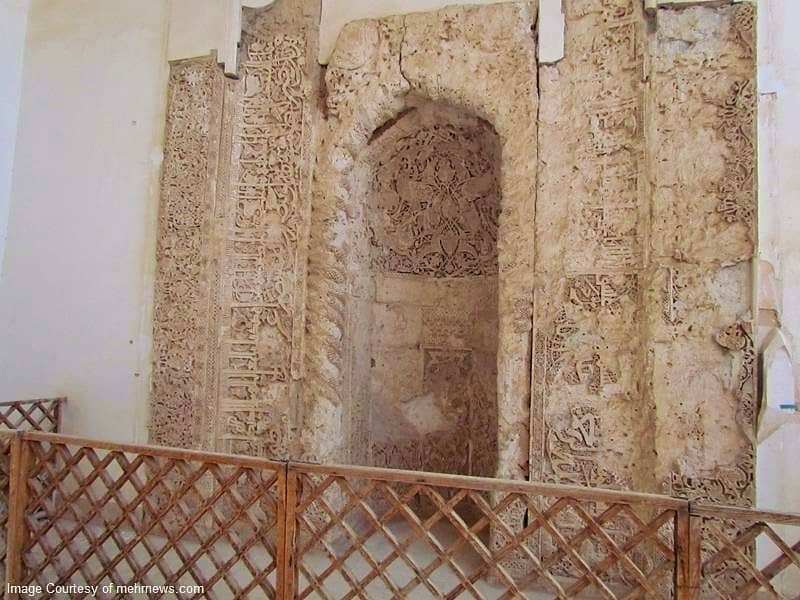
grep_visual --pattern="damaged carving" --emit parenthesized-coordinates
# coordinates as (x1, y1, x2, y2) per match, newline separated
(369, 122, 501, 278)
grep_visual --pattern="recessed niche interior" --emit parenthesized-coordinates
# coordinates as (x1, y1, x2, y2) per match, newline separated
(346, 97, 501, 478)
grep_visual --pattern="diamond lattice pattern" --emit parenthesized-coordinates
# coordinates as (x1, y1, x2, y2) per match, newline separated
(0, 399, 61, 432)
(700, 517, 800, 598)
(20, 440, 282, 599)
(292, 471, 677, 599)
(0, 399, 63, 585)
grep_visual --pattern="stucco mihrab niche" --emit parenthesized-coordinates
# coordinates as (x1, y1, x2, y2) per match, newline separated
(150, 0, 756, 526)
(301, 2, 538, 481)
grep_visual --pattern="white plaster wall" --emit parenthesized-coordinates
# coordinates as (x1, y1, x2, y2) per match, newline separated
(167, 0, 274, 75)
(0, 0, 30, 280)
(0, 0, 170, 443)
(756, 0, 800, 517)
(167, 0, 226, 62)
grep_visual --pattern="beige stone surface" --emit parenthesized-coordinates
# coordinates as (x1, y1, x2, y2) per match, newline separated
(534, 0, 652, 493)
(648, 3, 756, 505)
(317, 0, 516, 63)
(532, 0, 756, 508)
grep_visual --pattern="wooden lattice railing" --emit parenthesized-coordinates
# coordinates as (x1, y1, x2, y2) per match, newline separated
(0, 397, 64, 434)
(0, 430, 797, 599)
(288, 462, 681, 599)
(6, 432, 285, 598)
(690, 504, 800, 598)
(0, 397, 65, 586)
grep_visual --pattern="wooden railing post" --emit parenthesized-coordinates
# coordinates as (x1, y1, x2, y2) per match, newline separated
(279, 464, 298, 600)
(675, 507, 702, 599)
(276, 463, 287, 599)
(54, 398, 65, 433)
(5, 434, 33, 597)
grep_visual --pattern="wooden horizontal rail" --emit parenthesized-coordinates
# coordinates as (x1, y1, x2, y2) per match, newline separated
(14, 431, 800, 525)
(690, 502, 800, 526)
(21, 430, 285, 471)
(19, 431, 800, 521)
(0, 397, 66, 407)
(289, 460, 689, 508)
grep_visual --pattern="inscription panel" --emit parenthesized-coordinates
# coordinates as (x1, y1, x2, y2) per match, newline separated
(215, 31, 309, 459)
(534, 0, 648, 493)
(534, 0, 756, 511)
(150, 0, 320, 458)
(149, 1, 756, 513)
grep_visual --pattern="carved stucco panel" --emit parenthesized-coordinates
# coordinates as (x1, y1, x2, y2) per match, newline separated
(369, 121, 501, 279)
(534, 0, 756, 508)
(647, 3, 756, 506)
(150, 0, 320, 458)
(534, 0, 651, 493)
(211, 1, 320, 460)
(149, 1, 757, 519)
(150, 57, 224, 449)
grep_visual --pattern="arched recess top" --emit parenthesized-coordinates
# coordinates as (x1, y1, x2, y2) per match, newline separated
(324, 4, 536, 152)
(321, 2, 539, 283)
